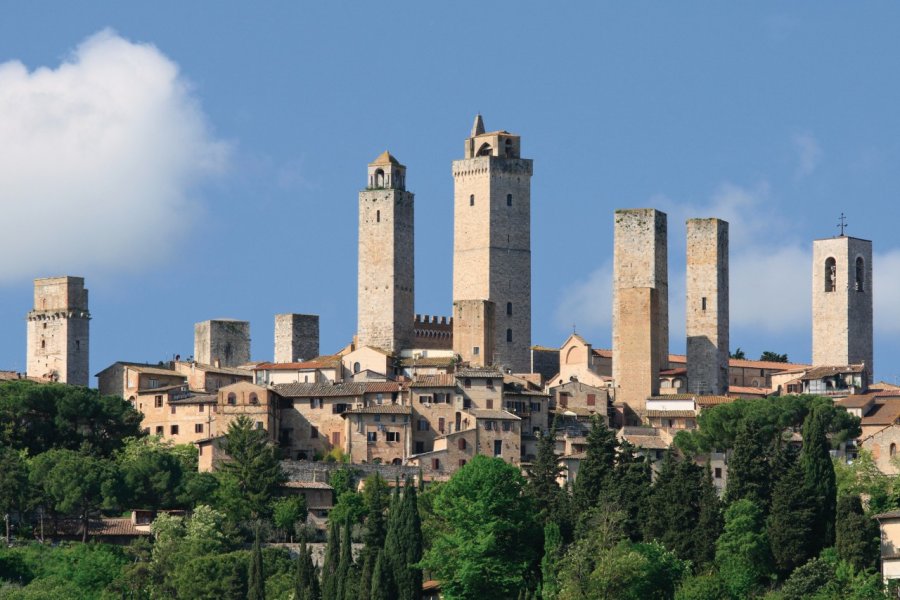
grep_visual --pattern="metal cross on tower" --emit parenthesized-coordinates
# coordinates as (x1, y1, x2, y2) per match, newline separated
(837, 212, 848, 236)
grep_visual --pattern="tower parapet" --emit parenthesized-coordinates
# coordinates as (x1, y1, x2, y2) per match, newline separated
(26, 276, 90, 385)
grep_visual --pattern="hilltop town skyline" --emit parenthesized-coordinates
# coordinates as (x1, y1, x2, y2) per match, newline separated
(2, 5, 900, 382)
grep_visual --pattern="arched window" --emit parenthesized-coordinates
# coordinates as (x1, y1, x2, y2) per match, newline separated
(506, 193, 513, 206)
(374, 169, 385, 187)
(227, 393, 237, 405)
(856, 257, 865, 292)
(825, 257, 836, 292)
(506, 302, 512, 315)
(376, 210, 380, 223)
(249, 393, 259, 405)
(476, 143, 492, 156)
(353, 362, 361, 374)
(892, 443, 897, 458)
(469, 194, 475, 207)
(40, 339, 45, 349)
(506, 328, 513, 342)
(464, 378, 471, 389)
(458, 438, 467, 450)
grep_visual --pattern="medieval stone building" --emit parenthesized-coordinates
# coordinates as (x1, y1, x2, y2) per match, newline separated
(26, 276, 90, 386)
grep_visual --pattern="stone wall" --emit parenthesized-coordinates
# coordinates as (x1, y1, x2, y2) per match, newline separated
(452, 300, 495, 366)
(612, 287, 660, 415)
(812, 235, 873, 373)
(413, 314, 453, 350)
(194, 320, 251, 367)
(274, 313, 319, 363)
(686, 218, 729, 395)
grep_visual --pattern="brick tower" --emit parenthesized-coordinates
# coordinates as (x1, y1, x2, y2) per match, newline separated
(812, 233, 873, 374)
(452, 115, 533, 373)
(194, 319, 251, 367)
(357, 151, 414, 353)
(612, 209, 668, 414)
(26, 276, 90, 385)
(686, 218, 729, 395)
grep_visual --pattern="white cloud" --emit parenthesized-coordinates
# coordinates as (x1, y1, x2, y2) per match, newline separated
(554, 261, 613, 332)
(875, 250, 900, 334)
(793, 132, 822, 178)
(0, 30, 228, 282)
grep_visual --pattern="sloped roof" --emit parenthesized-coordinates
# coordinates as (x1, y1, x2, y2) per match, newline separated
(344, 404, 411, 416)
(410, 374, 457, 388)
(456, 367, 504, 378)
(364, 382, 404, 394)
(801, 364, 866, 380)
(469, 409, 520, 421)
(399, 356, 456, 368)
(647, 410, 696, 418)
(275, 382, 366, 397)
(282, 481, 333, 490)
(370, 151, 402, 166)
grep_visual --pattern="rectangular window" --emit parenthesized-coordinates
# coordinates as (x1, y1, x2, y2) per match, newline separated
(311, 426, 318, 439)
(484, 421, 494, 431)
(473, 346, 480, 355)
(714, 467, 722, 479)
(148, 378, 159, 389)
(195, 423, 204, 434)
(386, 431, 400, 442)
(486, 399, 494, 409)
(587, 394, 596, 407)
(170, 425, 179, 435)
(171, 405, 176, 415)
(332, 431, 340, 446)
(432, 458, 441, 470)
(494, 440, 502, 456)
(701, 297, 707, 311)
(502, 421, 511, 432)
(458, 459, 466, 467)
(367, 431, 377, 443)
(558, 393, 569, 408)
(419, 395, 433, 404)
(486, 379, 494, 390)
(438, 417, 445, 433)
(199, 404, 205, 413)
(418, 419, 430, 431)
(255, 421, 264, 430)
(374, 414, 381, 422)
(155, 396, 163, 408)
(155, 425, 163, 435)
(530, 402, 541, 412)
(415, 441, 425, 454)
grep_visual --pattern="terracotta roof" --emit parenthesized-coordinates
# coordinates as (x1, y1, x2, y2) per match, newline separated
(370, 150, 402, 166)
(468, 409, 520, 421)
(137, 383, 188, 394)
(557, 407, 598, 418)
(364, 382, 404, 394)
(176, 361, 253, 377)
(344, 404, 411, 415)
(695, 396, 735, 406)
(728, 386, 771, 396)
(399, 356, 456, 368)
(456, 368, 504, 378)
(647, 410, 696, 418)
(168, 393, 217, 405)
(253, 359, 340, 371)
(95, 361, 183, 378)
(622, 435, 669, 450)
(422, 580, 441, 592)
(660, 368, 687, 376)
(410, 374, 457, 388)
(275, 382, 366, 397)
(802, 364, 866, 380)
(837, 393, 885, 409)
(282, 481, 333, 490)
(875, 510, 900, 520)
(560, 452, 587, 460)
(861, 399, 900, 426)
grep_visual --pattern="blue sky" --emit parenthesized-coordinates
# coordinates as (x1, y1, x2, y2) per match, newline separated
(2, 3, 900, 383)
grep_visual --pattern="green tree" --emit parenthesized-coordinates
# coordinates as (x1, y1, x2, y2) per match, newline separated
(383, 478, 423, 600)
(335, 520, 355, 600)
(602, 441, 651, 542)
(322, 519, 341, 600)
(117, 441, 188, 511)
(0, 447, 28, 540)
(248, 530, 265, 600)
(801, 404, 838, 552)
(541, 522, 564, 600)
(674, 572, 731, 600)
(835, 494, 880, 572)
(370, 550, 388, 600)
(527, 428, 567, 526)
(572, 416, 617, 515)
(779, 550, 886, 600)
(715, 499, 772, 598)
(421, 455, 540, 599)
(216, 415, 285, 521)
(724, 418, 772, 509)
(759, 351, 788, 363)
(694, 465, 722, 569)
(767, 459, 817, 577)
(272, 495, 307, 542)
(29, 449, 119, 542)
(295, 538, 320, 600)
(358, 474, 389, 600)
(730, 348, 746, 360)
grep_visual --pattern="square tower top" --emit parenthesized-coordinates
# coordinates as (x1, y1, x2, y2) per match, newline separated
(464, 114, 521, 159)
(32, 276, 88, 312)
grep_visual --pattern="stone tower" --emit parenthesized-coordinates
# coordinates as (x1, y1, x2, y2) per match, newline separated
(812, 234, 873, 374)
(274, 313, 319, 363)
(357, 151, 414, 353)
(26, 276, 90, 386)
(452, 299, 495, 367)
(452, 115, 533, 373)
(194, 319, 251, 367)
(686, 218, 729, 395)
(612, 209, 668, 413)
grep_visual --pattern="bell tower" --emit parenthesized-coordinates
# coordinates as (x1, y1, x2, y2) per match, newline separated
(357, 151, 414, 353)
(452, 115, 533, 372)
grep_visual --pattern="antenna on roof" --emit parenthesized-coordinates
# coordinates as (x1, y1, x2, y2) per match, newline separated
(837, 212, 848, 237)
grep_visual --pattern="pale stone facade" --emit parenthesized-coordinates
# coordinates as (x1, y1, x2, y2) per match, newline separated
(137, 384, 217, 443)
(194, 319, 251, 368)
(173, 360, 252, 393)
(686, 218, 729, 395)
(812, 235, 873, 374)
(452, 299, 495, 367)
(612, 287, 660, 415)
(26, 276, 90, 386)
(357, 152, 414, 353)
(96, 361, 186, 401)
(613, 209, 668, 373)
(274, 313, 319, 363)
(452, 116, 532, 373)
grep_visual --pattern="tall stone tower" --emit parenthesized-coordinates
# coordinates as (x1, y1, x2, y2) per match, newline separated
(357, 151, 414, 353)
(26, 276, 90, 386)
(812, 234, 873, 374)
(686, 218, 729, 395)
(274, 314, 319, 363)
(452, 115, 533, 373)
(194, 319, 251, 367)
(612, 209, 668, 414)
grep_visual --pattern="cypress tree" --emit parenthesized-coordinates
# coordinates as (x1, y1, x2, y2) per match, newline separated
(296, 538, 318, 600)
(694, 464, 723, 569)
(248, 529, 266, 600)
(527, 428, 565, 525)
(322, 519, 341, 600)
(394, 477, 423, 600)
(836, 494, 880, 572)
(800, 404, 837, 551)
(540, 522, 563, 600)
(724, 418, 772, 510)
(767, 458, 817, 577)
(603, 440, 651, 542)
(359, 473, 388, 600)
(571, 415, 617, 514)
(370, 550, 388, 600)
(335, 520, 353, 600)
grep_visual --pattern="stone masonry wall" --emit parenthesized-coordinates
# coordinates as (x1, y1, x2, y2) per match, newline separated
(274, 313, 320, 363)
(453, 299, 495, 366)
(194, 320, 251, 367)
(686, 219, 729, 395)
(26, 276, 90, 386)
(612, 287, 659, 415)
